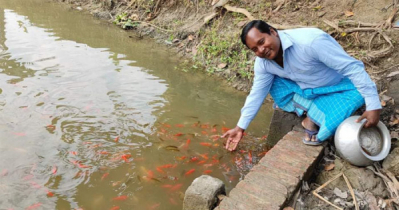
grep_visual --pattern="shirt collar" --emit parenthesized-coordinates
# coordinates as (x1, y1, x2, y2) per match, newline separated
(277, 31, 293, 52)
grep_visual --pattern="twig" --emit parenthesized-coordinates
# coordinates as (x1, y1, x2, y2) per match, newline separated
(344, 27, 378, 33)
(223, 4, 255, 20)
(343, 173, 359, 210)
(368, 32, 379, 51)
(323, 19, 341, 32)
(273, 0, 287, 13)
(312, 172, 344, 209)
(383, 7, 398, 29)
(312, 191, 343, 210)
(339, 20, 380, 27)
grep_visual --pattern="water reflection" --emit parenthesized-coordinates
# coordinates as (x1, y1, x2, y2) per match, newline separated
(0, 1, 272, 209)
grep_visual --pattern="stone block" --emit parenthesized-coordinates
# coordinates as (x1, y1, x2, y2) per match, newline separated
(183, 175, 225, 210)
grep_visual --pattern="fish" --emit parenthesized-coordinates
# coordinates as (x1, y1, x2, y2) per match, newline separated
(23, 174, 34, 180)
(162, 123, 172, 128)
(147, 170, 154, 179)
(13, 132, 26, 137)
(121, 154, 131, 162)
(51, 166, 57, 175)
(83, 141, 93, 144)
(46, 125, 56, 129)
(176, 156, 186, 161)
(114, 136, 119, 142)
(201, 130, 208, 135)
(211, 135, 220, 141)
(46, 189, 54, 197)
(101, 173, 109, 180)
(189, 157, 199, 162)
(69, 151, 78, 155)
(170, 183, 183, 191)
(201, 124, 209, 129)
(26, 203, 42, 210)
(156, 167, 165, 174)
(184, 169, 195, 176)
(257, 151, 268, 157)
(197, 160, 206, 165)
(169, 198, 178, 205)
(160, 164, 177, 168)
(30, 181, 41, 189)
(78, 164, 90, 168)
(175, 124, 185, 128)
(149, 203, 160, 209)
(184, 139, 191, 149)
(99, 151, 109, 155)
(162, 184, 173, 188)
(200, 142, 212, 147)
(203, 170, 212, 174)
(110, 206, 120, 210)
(164, 146, 180, 152)
(112, 195, 128, 201)
(198, 153, 209, 160)
(221, 127, 230, 133)
(248, 151, 253, 164)
(174, 132, 183, 137)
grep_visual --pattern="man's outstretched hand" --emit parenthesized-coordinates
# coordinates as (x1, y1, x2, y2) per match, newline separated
(356, 109, 381, 128)
(221, 126, 245, 151)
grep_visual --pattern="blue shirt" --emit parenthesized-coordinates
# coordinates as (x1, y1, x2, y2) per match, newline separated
(237, 28, 381, 130)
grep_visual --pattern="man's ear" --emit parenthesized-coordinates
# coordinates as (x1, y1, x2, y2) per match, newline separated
(270, 28, 278, 37)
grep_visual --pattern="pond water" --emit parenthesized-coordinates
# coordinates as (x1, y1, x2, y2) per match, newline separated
(0, 0, 273, 209)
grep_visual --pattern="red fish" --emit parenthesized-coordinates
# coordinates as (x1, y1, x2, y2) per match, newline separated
(261, 135, 268, 140)
(189, 157, 199, 162)
(221, 127, 230, 133)
(211, 127, 217, 133)
(201, 131, 208, 135)
(160, 164, 176, 168)
(174, 132, 183, 137)
(197, 160, 206, 165)
(101, 173, 109, 180)
(161, 184, 173, 188)
(121, 154, 131, 163)
(51, 166, 57, 175)
(110, 206, 120, 210)
(147, 170, 154, 179)
(185, 169, 195, 176)
(112, 195, 128, 201)
(170, 183, 183, 191)
(169, 198, 178, 205)
(46, 189, 54, 197)
(163, 123, 171, 128)
(26, 203, 42, 210)
(83, 141, 93, 144)
(99, 151, 109, 155)
(78, 164, 90, 168)
(30, 181, 41, 189)
(211, 135, 220, 141)
(199, 154, 209, 160)
(201, 124, 209, 129)
(13, 132, 26, 137)
(257, 151, 268, 157)
(114, 136, 119, 142)
(248, 151, 253, 164)
(46, 125, 56, 129)
(156, 167, 165, 174)
(176, 156, 186, 161)
(184, 139, 191, 149)
(149, 203, 160, 210)
(69, 151, 78, 155)
(203, 170, 212, 174)
(200, 142, 212, 147)
(175, 124, 185, 128)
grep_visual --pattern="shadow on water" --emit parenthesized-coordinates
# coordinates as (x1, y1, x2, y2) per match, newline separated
(0, 0, 273, 209)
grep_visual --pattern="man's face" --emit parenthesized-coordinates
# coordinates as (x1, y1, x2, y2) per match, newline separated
(245, 27, 280, 60)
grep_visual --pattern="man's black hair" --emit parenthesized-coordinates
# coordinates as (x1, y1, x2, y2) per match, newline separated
(240, 20, 277, 48)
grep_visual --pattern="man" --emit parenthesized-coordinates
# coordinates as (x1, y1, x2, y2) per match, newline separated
(222, 20, 381, 151)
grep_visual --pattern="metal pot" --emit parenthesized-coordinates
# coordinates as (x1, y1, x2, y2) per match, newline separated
(334, 115, 391, 166)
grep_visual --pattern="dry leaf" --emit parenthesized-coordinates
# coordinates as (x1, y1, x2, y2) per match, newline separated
(390, 119, 399, 126)
(218, 63, 227, 69)
(344, 10, 354, 17)
(188, 35, 194, 41)
(381, 100, 387, 107)
(341, 32, 347, 37)
(324, 163, 335, 171)
(237, 20, 247, 27)
(177, 43, 184, 48)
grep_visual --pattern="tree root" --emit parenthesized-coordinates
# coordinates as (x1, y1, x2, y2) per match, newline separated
(223, 5, 255, 20)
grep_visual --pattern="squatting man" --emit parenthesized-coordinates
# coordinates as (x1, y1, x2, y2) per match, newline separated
(222, 20, 381, 151)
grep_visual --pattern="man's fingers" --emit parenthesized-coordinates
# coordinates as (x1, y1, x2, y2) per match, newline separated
(225, 137, 232, 149)
(356, 114, 366, 123)
(221, 133, 227, 138)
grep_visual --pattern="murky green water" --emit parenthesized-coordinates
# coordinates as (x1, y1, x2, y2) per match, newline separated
(0, 0, 273, 209)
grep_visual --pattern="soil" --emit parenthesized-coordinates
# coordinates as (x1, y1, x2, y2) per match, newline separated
(52, 0, 399, 209)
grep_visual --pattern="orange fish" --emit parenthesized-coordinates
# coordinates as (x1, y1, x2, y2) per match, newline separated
(248, 151, 253, 164)
(163, 123, 171, 128)
(185, 169, 195, 176)
(13, 132, 26, 137)
(170, 184, 183, 191)
(211, 135, 220, 141)
(114, 136, 119, 142)
(99, 151, 109, 155)
(162, 184, 173, 188)
(201, 130, 208, 135)
(156, 167, 165, 174)
(83, 141, 93, 144)
(189, 157, 199, 162)
(46, 189, 54, 197)
(211, 127, 217, 133)
(110, 206, 120, 210)
(169, 198, 178, 205)
(175, 124, 185, 128)
(201, 124, 209, 129)
(176, 156, 186, 161)
(121, 154, 131, 163)
(51, 166, 57, 175)
(199, 154, 209, 160)
(78, 164, 90, 168)
(184, 139, 191, 149)
(174, 132, 183, 137)
(46, 125, 56, 129)
(257, 151, 268, 157)
(26, 203, 41, 210)
(160, 164, 176, 168)
(221, 127, 230, 133)
(101, 173, 109, 180)
(112, 195, 128, 201)
(147, 170, 154, 179)
(69, 151, 78, 155)
(149, 203, 160, 210)
(197, 160, 206, 165)
(200, 142, 212, 147)
(203, 170, 212, 174)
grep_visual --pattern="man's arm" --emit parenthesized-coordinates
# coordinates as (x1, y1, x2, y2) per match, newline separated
(308, 33, 381, 127)
(223, 58, 274, 151)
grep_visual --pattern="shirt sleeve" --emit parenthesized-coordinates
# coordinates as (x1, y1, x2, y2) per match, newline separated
(308, 33, 381, 111)
(237, 58, 274, 130)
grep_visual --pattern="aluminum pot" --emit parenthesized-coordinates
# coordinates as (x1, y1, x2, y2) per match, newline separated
(334, 115, 391, 166)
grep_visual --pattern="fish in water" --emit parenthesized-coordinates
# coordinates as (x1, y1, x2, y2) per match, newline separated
(170, 184, 183, 191)
(51, 166, 57, 175)
(112, 195, 128, 201)
(174, 132, 183, 137)
(184, 169, 195, 176)
(26, 203, 42, 210)
(101, 173, 109, 180)
(203, 170, 212, 174)
(164, 145, 180, 152)
(110, 206, 120, 210)
(200, 142, 212, 147)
